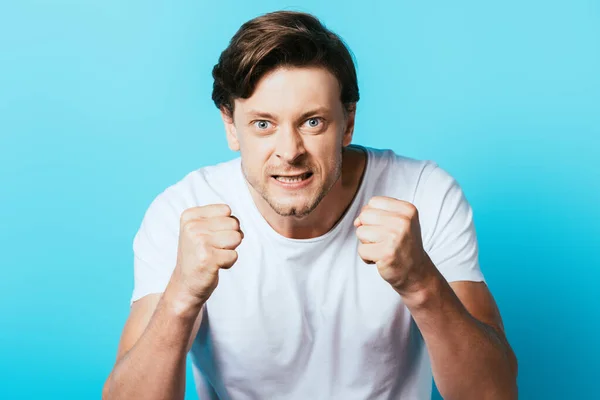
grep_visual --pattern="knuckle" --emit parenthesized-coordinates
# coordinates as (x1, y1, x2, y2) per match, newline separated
(180, 208, 193, 224)
(357, 211, 369, 224)
(181, 220, 194, 233)
(396, 217, 410, 230)
(389, 231, 401, 243)
(357, 243, 365, 254)
(407, 204, 418, 219)
(358, 243, 369, 257)
(217, 204, 232, 216)
(232, 230, 243, 243)
(182, 220, 200, 235)
(195, 242, 213, 265)
(228, 216, 240, 230)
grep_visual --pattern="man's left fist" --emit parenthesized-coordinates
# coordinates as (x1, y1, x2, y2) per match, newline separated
(354, 196, 433, 293)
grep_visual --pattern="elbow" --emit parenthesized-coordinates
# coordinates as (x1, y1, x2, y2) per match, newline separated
(499, 379, 519, 400)
(491, 349, 519, 400)
(508, 348, 519, 382)
(507, 349, 519, 399)
(102, 375, 113, 400)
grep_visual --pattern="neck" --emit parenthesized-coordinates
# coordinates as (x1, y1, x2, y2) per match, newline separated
(248, 146, 367, 239)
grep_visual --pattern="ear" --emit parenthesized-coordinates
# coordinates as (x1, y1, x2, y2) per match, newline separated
(342, 103, 357, 147)
(220, 108, 240, 152)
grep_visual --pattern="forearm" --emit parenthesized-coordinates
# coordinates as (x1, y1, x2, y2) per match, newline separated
(401, 269, 517, 400)
(102, 286, 203, 400)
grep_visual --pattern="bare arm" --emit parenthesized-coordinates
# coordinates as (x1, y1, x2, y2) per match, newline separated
(102, 203, 243, 400)
(402, 265, 518, 400)
(101, 278, 204, 400)
(354, 196, 517, 399)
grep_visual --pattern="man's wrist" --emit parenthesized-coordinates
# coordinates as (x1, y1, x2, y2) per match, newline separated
(394, 256, 443, 309)
(163, 279, 206, 321)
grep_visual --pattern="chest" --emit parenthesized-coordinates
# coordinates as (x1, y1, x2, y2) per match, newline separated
(195, 232, 412, 382)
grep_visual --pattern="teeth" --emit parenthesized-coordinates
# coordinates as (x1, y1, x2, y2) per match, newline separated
(275, 174, 308, 183)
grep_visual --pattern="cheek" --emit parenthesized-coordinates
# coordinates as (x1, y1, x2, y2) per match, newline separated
(307, 134, 342, 165)
(240, 142, 272, 178)
(321, 145, 343, 171)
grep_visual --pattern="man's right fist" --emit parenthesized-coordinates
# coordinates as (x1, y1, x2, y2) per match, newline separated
(172, 204, 243, 305)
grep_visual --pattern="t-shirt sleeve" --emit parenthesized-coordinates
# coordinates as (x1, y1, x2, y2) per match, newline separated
(414, 162, 485, 283)
(130, 188, 181, 305)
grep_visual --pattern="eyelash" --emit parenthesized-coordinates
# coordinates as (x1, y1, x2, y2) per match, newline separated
(252, 118, 324, 130)
(254, 120, 272, 130)
(304, 117, 323, 128)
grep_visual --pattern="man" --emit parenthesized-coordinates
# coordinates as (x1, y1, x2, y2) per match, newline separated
(103, 10, 518, 400)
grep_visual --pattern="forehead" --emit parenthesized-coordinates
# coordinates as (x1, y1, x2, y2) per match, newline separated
(235, 66, 342, 116)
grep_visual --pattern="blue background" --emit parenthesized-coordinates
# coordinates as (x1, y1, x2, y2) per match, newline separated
(1, 1, 598, 399)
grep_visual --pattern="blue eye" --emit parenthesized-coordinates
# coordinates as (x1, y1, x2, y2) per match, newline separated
(306, 118, 321, 128)
(254, 120, 271, 130)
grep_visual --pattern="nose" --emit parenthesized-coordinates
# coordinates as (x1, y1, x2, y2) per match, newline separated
(274, 125, 305, 163)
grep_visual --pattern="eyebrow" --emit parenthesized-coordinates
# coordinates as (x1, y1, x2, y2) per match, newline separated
(246, 110, 277, 120)
(245, 107, 331, 121)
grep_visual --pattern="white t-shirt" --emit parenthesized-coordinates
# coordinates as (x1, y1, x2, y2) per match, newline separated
(131, 146, 485, 399)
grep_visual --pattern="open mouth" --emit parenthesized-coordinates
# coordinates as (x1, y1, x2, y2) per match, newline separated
(272, 172, 313, 183)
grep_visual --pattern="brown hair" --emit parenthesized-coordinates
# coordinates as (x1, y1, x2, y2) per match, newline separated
(212, 11, 359, 117)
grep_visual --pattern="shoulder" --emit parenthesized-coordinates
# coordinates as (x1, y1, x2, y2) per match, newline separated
(137, 157, 241, 227)
(360, 144, 467, 214)
(361, 146, 440, 202)
(153, 157, 241, 208)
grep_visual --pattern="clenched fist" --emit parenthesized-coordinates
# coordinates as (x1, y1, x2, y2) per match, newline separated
(354, 196, 434, 295)
(171, 204, 243, 305)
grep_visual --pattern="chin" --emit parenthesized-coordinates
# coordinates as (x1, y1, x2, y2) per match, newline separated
(265, 180, 334, 218)
(268, 200, 315, 218)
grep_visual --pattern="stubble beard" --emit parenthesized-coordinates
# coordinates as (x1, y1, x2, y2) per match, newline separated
(243, 154, 343, 218)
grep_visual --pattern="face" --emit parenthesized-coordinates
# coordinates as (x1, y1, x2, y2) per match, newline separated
(221, 66, 355, 218)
